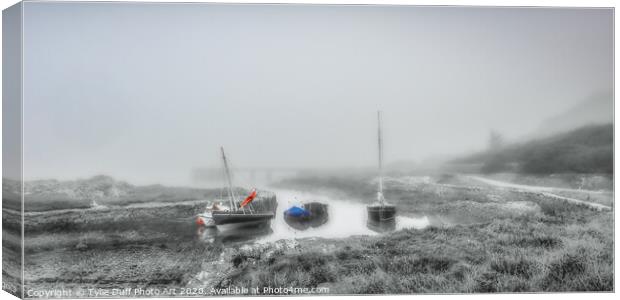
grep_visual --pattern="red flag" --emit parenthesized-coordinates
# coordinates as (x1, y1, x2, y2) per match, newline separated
(240, 188, 257, 208)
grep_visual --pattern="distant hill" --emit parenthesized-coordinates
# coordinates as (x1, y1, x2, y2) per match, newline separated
(452, 123, 613, 175)
(3, 175, 224, 212)
(535, 91, 613, 138)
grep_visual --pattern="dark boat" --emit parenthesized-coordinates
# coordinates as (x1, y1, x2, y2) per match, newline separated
(210, 147, 275, 228)
(367, 111, 397, 230)
(367, 204, 396, 223)
(283, 206, 311, 230)
(283, 202, 329, 230)
(366, 218, 396, 232)
(303, 202, 329, 226)
(212, 211, 275, 226)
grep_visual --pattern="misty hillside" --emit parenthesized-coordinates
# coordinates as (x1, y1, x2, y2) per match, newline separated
(452, 123, 613, 175)
(534, 91, 613, 138)
(3, 175, 223, 212)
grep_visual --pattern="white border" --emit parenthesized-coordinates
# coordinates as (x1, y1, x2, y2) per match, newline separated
(5, 0, 619, 7)
(0, 1, 617, 300)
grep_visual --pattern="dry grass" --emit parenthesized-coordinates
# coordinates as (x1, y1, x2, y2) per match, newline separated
(8, 173, 613, 295)
(236, 173, 615, 294)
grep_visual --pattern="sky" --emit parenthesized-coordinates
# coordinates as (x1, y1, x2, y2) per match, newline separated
(19, 3, 613, 185)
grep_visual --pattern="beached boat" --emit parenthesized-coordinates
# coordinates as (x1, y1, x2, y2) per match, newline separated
(283, 202, 329, 230)
(196, 147, 275, 229)
(367, 111, 397, 228)
(196, 212, 216, 228)
(196, 202, 227, 228)
(303, 202, 329, 226)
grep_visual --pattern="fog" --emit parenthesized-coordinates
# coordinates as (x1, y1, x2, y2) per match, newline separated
(19, 3, 613, 185)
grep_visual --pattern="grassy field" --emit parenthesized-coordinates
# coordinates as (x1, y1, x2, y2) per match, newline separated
(2, 182, 275, 297)
(4, 173, 613, 296)
(2, 176, 225, 212)
(2, 197, 211, 295)
(205, 173, 614, 293)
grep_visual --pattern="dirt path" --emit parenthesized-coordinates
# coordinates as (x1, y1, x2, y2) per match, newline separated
(466, 176, 612, 211)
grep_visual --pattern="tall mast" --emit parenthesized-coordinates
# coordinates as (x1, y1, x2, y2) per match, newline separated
(377, 111, 384, 203)
(221, 146, 238, 211)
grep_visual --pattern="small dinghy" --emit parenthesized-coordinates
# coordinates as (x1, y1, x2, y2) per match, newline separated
(284, 206, 310, 230)
(284, 202, 329, 230)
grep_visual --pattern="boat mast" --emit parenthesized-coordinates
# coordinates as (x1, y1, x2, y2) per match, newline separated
(221, 146, 239, 211)
(377, 111, 385, 204)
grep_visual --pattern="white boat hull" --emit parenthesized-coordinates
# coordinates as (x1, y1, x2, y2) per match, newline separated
(196, 213, 216, 227)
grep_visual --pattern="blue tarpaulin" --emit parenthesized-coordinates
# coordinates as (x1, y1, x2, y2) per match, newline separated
(284, 206, 310, 218)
